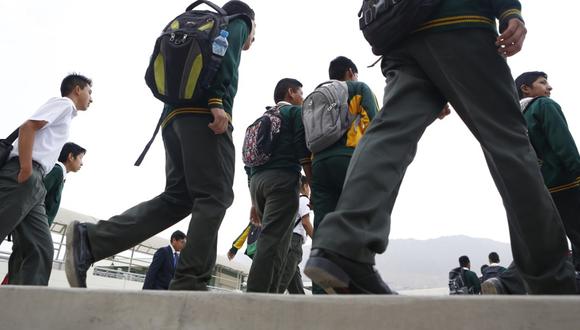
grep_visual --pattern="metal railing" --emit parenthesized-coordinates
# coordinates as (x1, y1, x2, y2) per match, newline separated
(0, 223, 248, 292)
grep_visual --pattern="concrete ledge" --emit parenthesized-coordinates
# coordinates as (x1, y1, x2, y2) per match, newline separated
(1, 286, 579, 330)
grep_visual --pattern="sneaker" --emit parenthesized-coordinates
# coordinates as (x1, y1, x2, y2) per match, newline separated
(481, 277, 506, 295)
(64, 221, 93, 288)
(304, 248, 396, 294)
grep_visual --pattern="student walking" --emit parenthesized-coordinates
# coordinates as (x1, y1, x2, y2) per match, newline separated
(306, 0, 577, 294)
(245, 78, 311, 293)
(7, 142, 86, 284)
(65, 1, 256, 291)
(0, 74, 93, 285)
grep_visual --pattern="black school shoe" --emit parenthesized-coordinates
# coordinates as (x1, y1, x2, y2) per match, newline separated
(305, 248, 396, 294)
(64, 220, 94, 288)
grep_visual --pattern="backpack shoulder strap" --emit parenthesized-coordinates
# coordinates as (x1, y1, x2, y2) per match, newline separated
(6, 128, 19, 143)
(134, 112, 165, 166)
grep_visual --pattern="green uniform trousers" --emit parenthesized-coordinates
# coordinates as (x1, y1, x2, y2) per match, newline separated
(313, 29, 576, 294)
(0, 158, 53, 285)
(86, 114, 235, 290)
(247, 169, 299, 292)
(277, 233, 305, 294)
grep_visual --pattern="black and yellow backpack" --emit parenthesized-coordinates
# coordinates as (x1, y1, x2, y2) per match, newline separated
(144, 0, 245, 106)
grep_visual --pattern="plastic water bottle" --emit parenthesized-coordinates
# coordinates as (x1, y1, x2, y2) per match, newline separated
(212, 30, 229, 56)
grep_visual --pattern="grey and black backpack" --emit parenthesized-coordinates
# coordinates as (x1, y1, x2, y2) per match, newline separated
(301, 80, 354, 154)
(448, 267, 468, 295)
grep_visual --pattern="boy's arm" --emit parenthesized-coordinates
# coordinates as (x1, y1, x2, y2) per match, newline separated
(297, 196, 313, 238)
(293, 107, 312, 184)
(490, 0, 523, 32)
(206, 19, 248, 134)
(491, 0, 526, 57)
(228, 223, 251, 260)
(359, 82, 379, 121)
(538, 101, 580, 176)
(301, 214, 313, 239)
(17, 120, 47, 183)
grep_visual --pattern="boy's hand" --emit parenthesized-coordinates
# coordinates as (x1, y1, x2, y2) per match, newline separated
(250, 205, 261, 227)
(208, 107, 229, 134)
(17, 165, 32, 183)
(496, 18, 526, 57)
(438, 104, 451, 120)
(227, 250, 236, 260)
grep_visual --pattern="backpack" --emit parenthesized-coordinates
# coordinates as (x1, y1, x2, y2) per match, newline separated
(0, 128, 18, 169)
(242, 106, 283, 167)
(448, 268, 468, 295)
(358, 0, 442, 55)
(144, 0, 246, 106)
(301, 80, 354, 154)
(244, 224, 261, 258)
(481, 265, 505, 282)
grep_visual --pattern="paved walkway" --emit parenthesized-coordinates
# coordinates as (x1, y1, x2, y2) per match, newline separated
(1, 286, 579, 330)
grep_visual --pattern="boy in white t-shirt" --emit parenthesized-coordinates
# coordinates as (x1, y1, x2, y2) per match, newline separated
(0, 73, 92, 285)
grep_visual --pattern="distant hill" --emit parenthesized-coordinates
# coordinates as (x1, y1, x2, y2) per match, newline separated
(229, 235, 512, 291)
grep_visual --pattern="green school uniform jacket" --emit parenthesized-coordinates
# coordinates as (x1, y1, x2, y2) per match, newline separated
(464, 269, 481, 294)
(161, 18, 250, 128)
(43, 163, 65, 226)
(417, 0, 523, 34)
(313, 80, 379, 163)
(522, 97, 580, 193)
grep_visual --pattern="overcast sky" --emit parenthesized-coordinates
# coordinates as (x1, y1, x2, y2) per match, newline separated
(1, 1, 579, 257)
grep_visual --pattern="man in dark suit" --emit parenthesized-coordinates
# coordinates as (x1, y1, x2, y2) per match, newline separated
(143, 230, 186, 290)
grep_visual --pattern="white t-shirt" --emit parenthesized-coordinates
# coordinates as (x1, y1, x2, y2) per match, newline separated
(10, 97, 77, 174)
(293, 195, 311, 242)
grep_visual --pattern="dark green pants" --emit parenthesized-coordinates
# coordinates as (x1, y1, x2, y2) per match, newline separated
(313, 29, 576, 294)
(0, 158, 53, 285)
(499, 186, 580, 293)
(86, 114, 235, 290)
(311, 155, 351, 231)
(552, 187, 580, 271)
(310, 155, 351, 294)
(277, 233, 305, 294)
(246, 169, 299, 292)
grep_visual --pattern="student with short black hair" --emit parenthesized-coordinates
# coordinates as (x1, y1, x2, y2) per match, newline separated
(328, 56, 359, 81)
(518, 72, 580, 272)
(480, 252, 506, 283)
(245, 78, 311, 293)
(65, 1, 256, 291)
(483, 72, 580, 294)
(143, 230, 187, 290)
(0, 74, 93, 285)
(458, 255, 481, 294)
(306, 0, 576, 295)
(7, 142, 87, 284)
(306, 57, 379, 294)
